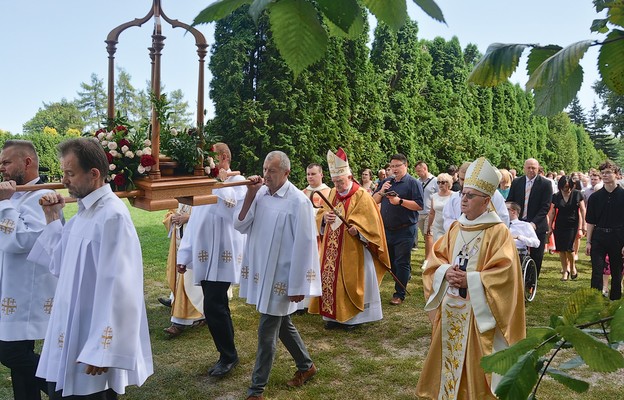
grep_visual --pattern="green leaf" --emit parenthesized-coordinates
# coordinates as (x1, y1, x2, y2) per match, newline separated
(598, 29, 624, 94)
(546, 369, 590, 392)
(549, 314, 565, 329)
(611, 305, 624, 342)
(412, 0, 446, 23)
(494, 351, 540, 400)
(556, 325, 624, 372)
(558, 355, 585, 370)
(317, 0, 359, 34)
(608, 3, 624, 27)
(481, 337, 540, 375)
(527, 45, 562, 76)
(249, 0, 274, 23)
(591, 18, 610, 34)
(325, 11, 365, 39)
(526, 40, 592, 116)
(269, 0, 328, 77)
(562, 287, 605, 325)
(467, 43, 527, 87)
(193, 0, 253, 24)
(363, 0, 407, 31)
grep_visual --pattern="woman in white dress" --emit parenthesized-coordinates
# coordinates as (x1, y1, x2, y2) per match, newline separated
(427, 173, 453, 242)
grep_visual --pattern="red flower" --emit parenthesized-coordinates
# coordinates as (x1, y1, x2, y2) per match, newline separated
(95, 128, 107, 135)
(113, 125, 127, 133)
(113, 173, 126, 187)
(140, 154, 156, 167)
(118, 138, 130, 147)
(106, 152, 113, 163)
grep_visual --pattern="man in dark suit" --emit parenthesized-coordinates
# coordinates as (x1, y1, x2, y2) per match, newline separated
(507, 158, 553, 277)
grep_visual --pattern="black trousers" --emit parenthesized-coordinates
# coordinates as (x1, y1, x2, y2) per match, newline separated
(590, 230, 623, 300)
(48, 385, 117, 400)
(530, 232, 547, 278)
(201, 280, 238, 363)
(0, 339, 48, 400)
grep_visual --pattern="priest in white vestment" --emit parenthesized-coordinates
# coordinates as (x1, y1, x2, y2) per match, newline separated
(28, 138, 153, 399)
(0, 140, 59, 399)
(235, 151, 321, 400)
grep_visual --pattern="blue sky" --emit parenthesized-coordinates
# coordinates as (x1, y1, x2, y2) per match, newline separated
(0, 0, 603, 134)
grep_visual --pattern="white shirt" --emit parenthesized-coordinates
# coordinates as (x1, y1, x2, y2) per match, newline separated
(28, 184, 153, 396)
(509, 218, 540, 251)
(177, 174, 246, 284)
(418, 174, 438, 215)
(442, 190, 510, 232)
(235, 180, 321, 316)
(0, 178, 58, 340)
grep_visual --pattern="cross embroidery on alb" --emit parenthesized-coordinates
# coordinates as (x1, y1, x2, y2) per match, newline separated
(1, 298, 17, 315)
(198, 250, 209, 263)
(224, 198, 236, 208)
(0, 219, 15, 235)
(241, 266, 249, 279)
(58, 332, 64, 348)
(221, 250, 233, 263)
(101, 326, 113, 349)
(253, 273, 259, 284)
(306, 269, 316, 282)
(273, 282, 288, 296)
(43, 298, 54, 314)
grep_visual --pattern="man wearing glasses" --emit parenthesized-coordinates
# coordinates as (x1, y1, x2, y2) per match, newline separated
(373, 154, 423, 305)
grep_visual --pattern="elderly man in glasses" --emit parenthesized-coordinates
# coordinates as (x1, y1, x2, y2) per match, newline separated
(417, 157, 525, 400)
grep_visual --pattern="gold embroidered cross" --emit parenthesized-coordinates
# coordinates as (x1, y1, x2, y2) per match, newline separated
(221, 250, 233, 263)
(101, 326, 113, 349)
(1, 298, 17, 315)
(273, 282, 287, 296)
(241, 266, 249, 279)
(43, 298, 54, 314)
(306, 269, 316, 282)
(198, 250, 209, 262)
(0, 219, 15, 235)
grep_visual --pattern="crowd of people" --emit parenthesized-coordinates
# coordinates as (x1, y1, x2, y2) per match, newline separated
(1, 137, 622, 399)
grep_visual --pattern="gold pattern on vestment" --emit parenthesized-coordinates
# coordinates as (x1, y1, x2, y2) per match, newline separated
(0, 219, 15, 235)
(1, 298, 17, 315)
(320, 222, 340, 314)
(273, 282, 287, 296)
(198, 250, 209, 262)
(58, 332, 64, 348)
(464, 158, 497, 195)
(241, 266, 249, 279)
(221, 250, 233, 263)
(441, 299, 470, 400)
(43, 298, 53, 314)
(101, 326, 113, 349)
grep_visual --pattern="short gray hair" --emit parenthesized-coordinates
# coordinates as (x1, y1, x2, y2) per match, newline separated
(265, 151, 290, 171)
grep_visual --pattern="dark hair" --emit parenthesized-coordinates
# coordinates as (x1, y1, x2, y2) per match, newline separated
(306, 163, 323, 172)
(390, 154, 408, 164)
(2, 140, 39, 164)
(58, 138, 108, 180)
(599, 160, 620, 175)
(446, 164, 458, 175)
(557, 175, 574, 191)
(506, 201, 521, 214)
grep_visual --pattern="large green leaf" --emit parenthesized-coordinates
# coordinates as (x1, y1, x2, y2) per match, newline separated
(494, 351, 540, 400)
(467, 43, 528, 87)
(269, 0, 328, 76)
(363, 0, 407, 30)
(193, 0, 253, 24)
(611, 305, 624, 342)
(325, 11, 365, 39)
(562, 287, 605, 325)
(546, 369, 590, 392)
(527, 45, 561, 76)
(598, 29, 624, 94)
(556, 325, 624, 371)
(412, 0, 446, 23)
(481, 337, 541, 375)
(607, 3, 624, 27)
(526, 40, 592, 115)
(249, 0, 274, 23)
(317, 0, 359, 34)
(591, 18, 611, 33)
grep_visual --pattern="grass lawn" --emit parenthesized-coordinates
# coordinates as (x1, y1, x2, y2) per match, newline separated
(1, 199, 622, 399)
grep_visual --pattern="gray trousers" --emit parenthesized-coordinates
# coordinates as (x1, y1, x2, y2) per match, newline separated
(248, 313, 313, 396)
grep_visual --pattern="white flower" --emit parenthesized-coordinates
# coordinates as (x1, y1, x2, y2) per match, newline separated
(97, 132, 106, 140)
(136, 150, 144, 157)
(125, 151, 134, 158)
(108, 142, 118, 150)
(106, 132, 113, 140)
(145, 166, 152, 172)
(170, 128, 178, 136)
(121, 145, 129, 153)
(101, 140, 108, 147)
(208, 157, 216, 169)
(137, 165, 146, 174)
(109, 149, 118, 158)
(144, 139, 151, 147)
(143, 147, 152, 155)
(109, 174, 115, 181)
(109, 164, 116, 171)
(204, 166, 211, 175)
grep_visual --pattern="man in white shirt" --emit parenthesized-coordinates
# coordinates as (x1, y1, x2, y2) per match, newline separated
(0, 140, 58, 400)
(415, 161, 438, 260)
(507, 202, 540, 252)
(236, 151, 321, 400)
(29, 138, 153, 399)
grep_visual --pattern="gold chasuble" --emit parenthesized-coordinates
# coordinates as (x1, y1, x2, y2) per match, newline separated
(309, 183, 390, 322)
(416, 212, 526, 400)
(163, 207, 203, 321)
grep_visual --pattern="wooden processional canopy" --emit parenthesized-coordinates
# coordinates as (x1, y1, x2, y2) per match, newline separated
(16, 0, 248, 210)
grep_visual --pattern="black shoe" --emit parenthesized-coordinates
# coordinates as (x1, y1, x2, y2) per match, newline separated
(210, 358, 239, 377)
(158, 297, 172, 307)
(324, 321, 341, 330)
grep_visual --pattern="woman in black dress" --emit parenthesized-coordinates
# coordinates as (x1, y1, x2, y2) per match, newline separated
(547, 176, 587, 281)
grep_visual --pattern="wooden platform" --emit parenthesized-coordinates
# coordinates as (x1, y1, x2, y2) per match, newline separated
(130, 175, 219, 211)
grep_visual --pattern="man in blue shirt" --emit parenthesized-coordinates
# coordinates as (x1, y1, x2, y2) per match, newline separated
(373, 154, 423, 305)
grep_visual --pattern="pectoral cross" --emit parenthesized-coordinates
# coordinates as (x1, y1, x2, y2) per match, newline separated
(457, 251, 469, 299)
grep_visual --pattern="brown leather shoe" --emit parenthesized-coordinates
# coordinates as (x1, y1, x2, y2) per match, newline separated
(246, 396, 264, 400)
(163, 324, 185, 338)
(389, 297, 403, 305)
(287, 364, 317, 387)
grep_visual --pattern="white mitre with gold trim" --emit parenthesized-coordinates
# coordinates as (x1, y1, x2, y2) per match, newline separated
(327, 148, 351, 178)
(463, 157, 501, 197)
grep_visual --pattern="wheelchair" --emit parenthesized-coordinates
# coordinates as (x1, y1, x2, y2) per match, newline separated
(518, 249, 537, 302)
